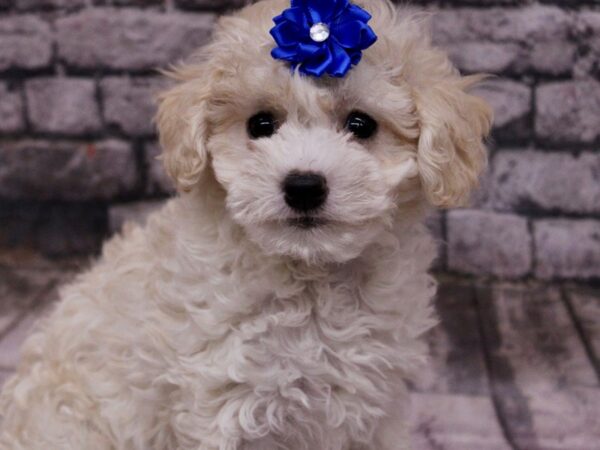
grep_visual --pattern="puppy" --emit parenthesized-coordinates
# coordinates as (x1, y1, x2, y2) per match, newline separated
(0, 0, 491, 448)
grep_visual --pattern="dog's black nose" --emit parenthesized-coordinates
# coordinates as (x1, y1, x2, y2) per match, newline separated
(283, 172, 328, 212)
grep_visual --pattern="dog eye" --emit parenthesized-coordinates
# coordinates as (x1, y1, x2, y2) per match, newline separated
(345, 111, 378, 139)
(248, 112, 277, 139)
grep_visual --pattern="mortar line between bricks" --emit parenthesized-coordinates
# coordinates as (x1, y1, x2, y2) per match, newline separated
(559, 285, 600, 384)
(133, 138, 149, 195)
(529, 75, 537, 148)
(18, 78, 32, 133)
(471, 284, 520, 450)
(439, 210, 447, 271)
(527, 219, 537, 278)
(95, 75, 106, 130)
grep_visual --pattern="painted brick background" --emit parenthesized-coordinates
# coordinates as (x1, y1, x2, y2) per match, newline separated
(0, 0, 599, 281)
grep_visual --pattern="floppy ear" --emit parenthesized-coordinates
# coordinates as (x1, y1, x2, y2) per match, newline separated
(156, 66, 212, 192)
(415, 75, 493, 208)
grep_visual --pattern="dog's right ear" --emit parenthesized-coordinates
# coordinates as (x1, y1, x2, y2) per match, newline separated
(156, 66, 212, 192)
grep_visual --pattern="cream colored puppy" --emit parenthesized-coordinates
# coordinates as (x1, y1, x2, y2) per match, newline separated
(0, 0, 491, 449)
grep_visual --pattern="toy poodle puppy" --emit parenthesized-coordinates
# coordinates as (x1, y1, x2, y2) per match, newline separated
(0, 0, 491, 448)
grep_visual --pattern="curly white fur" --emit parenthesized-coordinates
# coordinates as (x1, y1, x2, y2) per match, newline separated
(0, 1, 491, 449)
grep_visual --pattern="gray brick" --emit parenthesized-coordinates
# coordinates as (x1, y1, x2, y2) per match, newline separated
(470, 166, 494, 210)
(473, 79, 531, 141)
(104, 0, 161, 5)
(530, 41, 576, 76)
(0, 140, 138, 200)
(109, 200, 165, 234)
(25, 78, 101, 135)
(433, 6, 573, 44)
(534, 220, 600, 280)
(15, 0, 85, 9)
(577, 12, 600, 77)
(432, 6, 575, 75)
(145, 142, 175, 195)
(536, 81, 600, 145)
(448, 210, 532, 278)
(175, 0, 247, 9)
(425, 210, 445, 271)
(0, 83, 24, 133)
(101, 77, 167, 136)
(443, 41, 523, 75)
(0, 16, 52, 71)
(580, 10, 600, 36)
(492, 150, 600, 215)
(57, 9, 215, 71)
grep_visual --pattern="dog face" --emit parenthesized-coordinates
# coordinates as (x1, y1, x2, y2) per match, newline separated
(157, 0, 492, 263)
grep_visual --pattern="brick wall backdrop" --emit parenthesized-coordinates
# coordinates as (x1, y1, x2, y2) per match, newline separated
(0, 0, 598, 281)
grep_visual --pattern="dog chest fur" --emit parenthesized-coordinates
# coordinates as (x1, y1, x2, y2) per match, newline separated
(145, 196, 436, 449)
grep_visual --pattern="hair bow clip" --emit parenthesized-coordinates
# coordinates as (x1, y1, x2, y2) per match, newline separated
(270, 0, 378, 78)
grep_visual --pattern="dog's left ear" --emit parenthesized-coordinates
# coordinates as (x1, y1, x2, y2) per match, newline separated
(415, 75, 493, 208)
(156, 66, 213, 192)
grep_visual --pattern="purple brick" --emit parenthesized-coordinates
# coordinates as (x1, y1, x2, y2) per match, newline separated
(26, 78, 102, 135)
(0, 16, 52, 71)
(98, 0, 161, 6)
(448, 210, 532, 278)
(432, 6, 572, 44)
(15, 0, 85, 9)
(534, 220, 600, 280)
(470, 166, 494, 210)
(443, 42, 523, 74)
(492, 150, 600, 215)
(175, 0, 246, 9)
(530, 41, 576, 76)
(57, 9, 215, 71)
(0, 83, 24, 133)
(432, 6, 575, 75)
(101, 77, 168, 136)
(536, 81, 600, 145)
(473, 79, 531, 141)
(577, 12, 600, 77)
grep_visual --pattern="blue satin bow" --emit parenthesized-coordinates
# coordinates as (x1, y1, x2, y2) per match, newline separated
(270, 0, 378, 78)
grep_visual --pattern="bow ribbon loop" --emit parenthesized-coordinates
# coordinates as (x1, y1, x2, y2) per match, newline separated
(270, 0, 378, 78)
